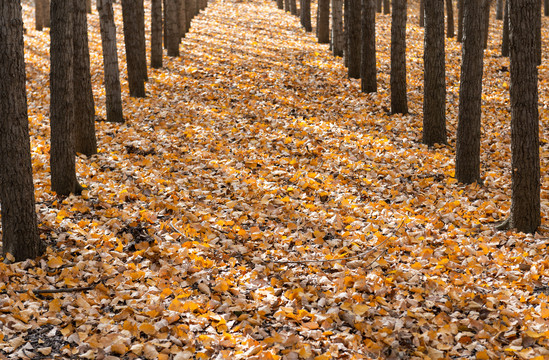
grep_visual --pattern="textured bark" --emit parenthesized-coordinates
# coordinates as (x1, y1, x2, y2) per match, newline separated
(166, 0, 179, 56)
(73, 0, 97, 156)
(186, 0, 196, 30)
(0, 0, 42, 261)
(419, 0, 424, 26)
(50, 0, 81, 196)
(496, 0, 503, 19)
(455, 0, 484, 184)
(151, 0, 163, 68)
(383, 0, 390, 13)
(361, 0, 377, 92)
(35, 0, 44, 30)
(284, 0, 290, 11)
(97, 0, 124, 122)
(178, 0, 187, 39)
(482, 0, 490, 48)
(43, 0, 50, 27)
(535, 0, 541, 64)
(121, 0, 146, 97)
(446, 0, 454, 37)
(331, 0, 344, 56)
(277, 0, 284, 9)
(136, 0, 148, 82)
(317, 0, 330, 43)
(390, 0, 408, 114)
(344, 0, 349, 67)
(86, 0, 92, 13)
(457, 0, 463, 41)
(508, 0, 540, 233)
(501, 0, 509, 56)
(347, 0, 361, 78)
(423, 0, 446, 146)
(290, 0, 297, 16)
(545, 0, 549, 16)
(300, 0, 312, 31)
(377, 0, 382, 12)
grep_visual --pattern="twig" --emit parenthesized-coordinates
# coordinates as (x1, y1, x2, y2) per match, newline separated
(265, 218, 406, 265)
(1, 275, 115, 296)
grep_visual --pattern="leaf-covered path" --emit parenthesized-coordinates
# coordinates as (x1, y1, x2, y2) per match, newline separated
(3, 0, 549, 359)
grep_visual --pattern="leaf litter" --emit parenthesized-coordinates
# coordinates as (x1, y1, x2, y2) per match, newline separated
(2, 0, 549, 359)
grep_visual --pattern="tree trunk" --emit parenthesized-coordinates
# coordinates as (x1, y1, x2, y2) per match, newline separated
(383, 0, 390, 13)
(419, 0, 424, 26)
(151, 0, 163, 68)
(284, 0, 290, 11)
(455, 0, 484, 184)
(377, 0, 382, 12)
(482, 0, 490, 48)
(347, 0, 361, 78)
(496, 0, 503, 19)
(502, 0, 509, 56)
(166, 0, 179, 56)
(121, 0, 146, 97)
(97, 0, 124, 122)
(344, 0, 349, 67)
(290, 0, 297, 16)
(508, 0, 540, 233)
(73, 0, 97, 156)
(50, 0, 81, 196)
(446, 0, 454, 37)
(535, 0, 541, 64)
(0, 0, 42, 261)
(178, 0, 187, 39)
(277, 0, 284, 9)
(545, 0, 549, 16)
(457, 0, 463, 41)
(86, 0, 92, 13)
(187, 0, 196, 30)
(331, 0, 344, 56)
(390, 0, 408, 114)
(423, 0, 446, 146)
(43, 0, 50, 27)
(35, 0, 44, 30)
(317, 0, 330, 43)
(300, 0, 312, 31)
(361, 0, 377, 92)
(136, 0, 147, 82)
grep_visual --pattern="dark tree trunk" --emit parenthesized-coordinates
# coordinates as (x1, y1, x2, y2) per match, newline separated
(300, 0, 312, 31)
(73, 0, 97, 156)
(446, 0, 454, 37)
(545, 0, 549, 16)
(121, 0, 146, 97)
(277, 0, 284, 9)
(496, 0, 503, 19)
(332, 0, 344, 56)
(384, 0, 390, 13)
(290, 0, 297, 16)
(163, 0, 167, 48)
(284, 0, 290, 11)
(482, 0, 490, 48)
(151, 0, 163, 68)
(535, 0, 541, 64)
(419, 0, 424, 26)
(377, 0, 382, 12)
(361, 0, 377, 92)
(455, 0, 485, 184)
(390, 0, 408, 114)
(166, 0, 179, 56)
(178, 0, 187, 39)
(347, 0, 361, 78)
(50, 0, 81, 196)
(97, 0, 124, 122)
(423, 0, 446, 146)
(43, 0, 50, 27)
(35, 0, 44, 30)
(457, 0, 463, 41)
(502, 0, 509, 56)
(317, 0, 330, 43)
(187, 0, 196, 30)
(86, 0, 92, 13)
(136, 0, 147, 81)
(344, 0, 349, 67)
(508, 0, 540, 233)
(0, 0, 42, 261)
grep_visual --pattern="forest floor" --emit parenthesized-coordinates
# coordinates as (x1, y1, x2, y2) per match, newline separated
(2, 0, 549, 359)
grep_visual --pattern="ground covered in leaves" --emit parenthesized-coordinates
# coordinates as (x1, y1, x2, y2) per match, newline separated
(2, 0, 549, 359)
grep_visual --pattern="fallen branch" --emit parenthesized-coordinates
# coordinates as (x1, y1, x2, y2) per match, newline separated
(1, 275, 115, 296)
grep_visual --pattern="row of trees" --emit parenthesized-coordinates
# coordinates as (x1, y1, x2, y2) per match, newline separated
(281, 0, 542, 233)
(0, 0, 207, 261)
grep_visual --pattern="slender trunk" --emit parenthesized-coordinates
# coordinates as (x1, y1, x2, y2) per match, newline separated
(419, 0, 424, 26)
(166, 0, 179, 56)
(383, 0, 390, 13)
(121, 0, 146, 97)
(300, 0, 312, 31)
(43, 0, 50, 27)
(277, 0, 284, 9)
(482, 0, 490, 48)
(86, 0, 92, 13)
(151, 0, 163, 68)
(508, 0, 540, 233)
(73, 0, 97, 156)
(290, 0, 297, 16)
(423, 0, 446, 146)
(344, 0, 349, 66)
(35, 0, 44, 30)
(455, 0, 484, 183)
(347, 0, 361, 78)
(501, 0, 509, 56)
(446, 0, 454, 37)
(318, 0, 330, 42)
(178, 0, 187, 39)
(332, 0, 344, 56)
(390, 0, 408, 114)
(496, 0, 503, 19)
(285, 0, 290, 11)
(457, 0, 463, 41)
(0, 0, 42, 261)
(545, 0, 549, 16)
(535, 0, 542, 64)
(97, 0, 124, 122)
(361, 0, 377, 92)
(377, 0, 382, 12)
(136, 0, 147, 81)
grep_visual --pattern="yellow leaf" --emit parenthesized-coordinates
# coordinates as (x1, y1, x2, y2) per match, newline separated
(411, 262, 422, 270)
(213, 279, 229, 293)
(49, 298, 62, 313)
(47, 256, 64, 269)
(139, 323, 156, 336)
(111, 341, 128, 355)
(352, 304, 369, 316)
(476, 350, 489, 360)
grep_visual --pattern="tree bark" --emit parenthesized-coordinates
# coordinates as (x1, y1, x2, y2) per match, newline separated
(446, 0, 454, 37)
(50, 0, 81, 196)
(377, 0, 382, 12)
(186, 0, 196, 30)
(344, 0, 349, 67)
(178, 0, 187, 39)
(300, 0, 312, 31)
(35, 0, 44, 30)
(482, 0, 490, 48)
(501, 0, 509, 56)
(284, 0, 290, 11)
(290, 0, 297, 16)
(86, 0, 92, 13)
(151, 0, 163, 68)
(0, 0, 42, 261)
(423, 0, 446, 146)
(545, 0, 549, 16)
(43, 0, 50, 27)
(496, 0, 503, 19)
(97, 0, 124, 122)
(136, 0, 147, 82)
(121, 0, 146, 97)
(73, 0, 97, 156)
(455, 0, 485, 184)
(390, 0, 408, 114)
(508, 0, 540, 233)
(457, 0, 463, 41)
(166, 0, 179, 56)
(277, 0, 284, 9)
(361, 0, 377, 92)
(347, 0, 361, 78)
(318, 0, 330, 42)
(383, 0, 390, 13)
(331, 0, 344, 56)
(535, 0, 541, 64)
(419, 0, 424, 26)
